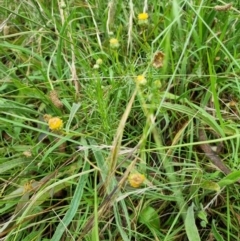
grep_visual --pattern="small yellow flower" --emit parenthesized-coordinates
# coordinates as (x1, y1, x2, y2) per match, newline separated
(48, 117, 63, 131)
(109, 38, 120, 49)
(136, 75, 147, 85)
(128, 173, 146, 188)
(138, 13, 149, 25)
(138, 13, 148, 21)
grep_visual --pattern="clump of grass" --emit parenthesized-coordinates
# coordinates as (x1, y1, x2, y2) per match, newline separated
(1, 0, 240, 240)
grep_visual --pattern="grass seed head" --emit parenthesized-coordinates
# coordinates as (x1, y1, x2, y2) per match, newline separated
(214, 3, 232, 11)
(49, 90, 63, 108)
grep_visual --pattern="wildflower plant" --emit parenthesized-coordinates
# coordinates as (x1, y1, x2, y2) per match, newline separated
(2, 1, 240, 241)
(138, 12, 149, 25)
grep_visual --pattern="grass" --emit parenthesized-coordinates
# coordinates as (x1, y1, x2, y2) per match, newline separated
(1, 0, 240, 240)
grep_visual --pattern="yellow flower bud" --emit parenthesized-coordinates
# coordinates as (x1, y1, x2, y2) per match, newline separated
(138, 13, 148, 21)
(109, 38, 120, 49)
(135, 75, 147, 85)
(154, 80, 162, 88)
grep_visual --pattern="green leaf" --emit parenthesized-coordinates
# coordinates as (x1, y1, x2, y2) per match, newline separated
(51, 157, 90, 241)
(139, 206, 160, 231)
(185, 203, 201, 241)
(88, 139, 109, 182)
(65, 102, 81, 132)
(218, 170, 240, 187)
(211, 219, 225, 241)
(200, 180, 220, 191)
(197, 210, 208, 224)
(200, 221, 207, 228)
(0, 158, 29, 174)
(21, 231, 39, 241)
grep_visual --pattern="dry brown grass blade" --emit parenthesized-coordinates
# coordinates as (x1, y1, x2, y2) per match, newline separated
(76, 89, 139, 238)
(78, 145, 140, 240)
(104, 89, 137, 192)
(166, 121, 190, 157)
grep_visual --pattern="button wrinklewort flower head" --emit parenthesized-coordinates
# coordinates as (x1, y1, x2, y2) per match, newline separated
(138, 13, 148, 20)
(48, 117, 63, 131)
(135, 75, 147, 85)
(138, 13, 149, 25)
(109, 38, 120, 49)
(128, 173, 146, 188)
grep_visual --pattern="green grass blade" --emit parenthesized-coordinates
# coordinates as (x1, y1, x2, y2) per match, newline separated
(185, 203, 201, 241)
(51, 161, 90, 241)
